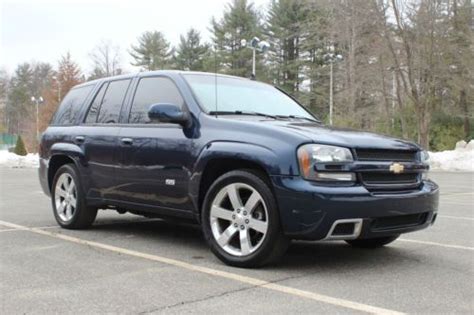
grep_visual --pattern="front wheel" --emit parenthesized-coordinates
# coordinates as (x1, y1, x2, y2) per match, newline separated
(201, 170, 288, 268)
(345, 235, 400, 248)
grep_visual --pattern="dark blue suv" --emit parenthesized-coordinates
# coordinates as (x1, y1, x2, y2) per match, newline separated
(39, 71, 439, 267)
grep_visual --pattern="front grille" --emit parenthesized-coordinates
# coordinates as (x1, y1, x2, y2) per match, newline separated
(371, 212, 429, 231)
(361, 173, 419, 185)
(355, 149, 417, 161)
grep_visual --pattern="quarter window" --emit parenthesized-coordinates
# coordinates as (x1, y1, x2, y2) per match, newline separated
(129, 77, 184, 124)
(53, 85, 94, 125)
(96, 79, 131, 124)
(85, 83, 108, 123)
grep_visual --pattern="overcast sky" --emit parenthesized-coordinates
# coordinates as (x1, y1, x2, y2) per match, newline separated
(1, 0, 270, 74)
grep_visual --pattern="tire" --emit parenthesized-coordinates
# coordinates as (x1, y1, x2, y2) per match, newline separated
(51, 164, 97, 229)
(345, 235, 400, 248)
(201, 169, 289, 268)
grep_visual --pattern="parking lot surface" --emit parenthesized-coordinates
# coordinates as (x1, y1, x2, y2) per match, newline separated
(1, 168, 473, 314)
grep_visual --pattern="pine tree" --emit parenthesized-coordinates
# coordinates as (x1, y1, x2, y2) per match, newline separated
(266, 0, 308, 96)
(130, 31, 172, 70)
(13, 135, 27, 156)
(57, 53, 83, 98)
(211, 0, 264, 78)
(174, 29, 210, 71)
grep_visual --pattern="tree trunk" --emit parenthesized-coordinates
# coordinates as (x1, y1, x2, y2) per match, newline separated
(460, 89, 470, 138)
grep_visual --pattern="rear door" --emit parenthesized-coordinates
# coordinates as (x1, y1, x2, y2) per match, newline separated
(78, 79, 132, 201)
(115, 76, 195, 214)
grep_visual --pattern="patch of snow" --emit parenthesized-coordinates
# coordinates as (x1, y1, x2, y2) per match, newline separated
(429, 140, 474, 172)
(0, 151, 39, 168)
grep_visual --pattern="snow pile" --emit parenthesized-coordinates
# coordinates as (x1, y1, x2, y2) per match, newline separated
(0, 151, 39, 168)
(429, 140, 474, 172)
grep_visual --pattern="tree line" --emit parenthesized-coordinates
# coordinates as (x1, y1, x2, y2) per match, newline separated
(0, 0, 472, 152)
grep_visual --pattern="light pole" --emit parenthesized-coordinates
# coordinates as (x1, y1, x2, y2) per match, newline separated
(31, 96, 44, 141)
(324, 45, 342, 125)
(242, 37, 269, 80)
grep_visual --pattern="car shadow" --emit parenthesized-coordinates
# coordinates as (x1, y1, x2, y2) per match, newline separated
(88, 216, 423, 271)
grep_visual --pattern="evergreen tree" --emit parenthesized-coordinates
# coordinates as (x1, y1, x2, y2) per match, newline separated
(13, 135, 27, 156)
(130, 31, 172, 70)
(266, 0, 308, 96)
(211, 0, 264, 78)
(174, 29, 210, 71)
(56, 53, 83, 97)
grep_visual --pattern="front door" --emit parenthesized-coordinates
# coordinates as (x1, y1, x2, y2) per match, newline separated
(115, 76, 195, 213)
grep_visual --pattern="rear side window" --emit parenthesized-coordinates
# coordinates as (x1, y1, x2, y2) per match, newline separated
(53, 85, 94, 125)
(96, 79, 131, 124)
(129, 77, 184, 124)
(85, 83, 108, 124)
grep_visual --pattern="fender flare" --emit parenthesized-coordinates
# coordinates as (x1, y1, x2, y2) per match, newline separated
(189, 141, 281, 214)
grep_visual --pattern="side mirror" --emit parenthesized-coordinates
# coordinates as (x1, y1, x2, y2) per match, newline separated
(148, 103, 190, 127)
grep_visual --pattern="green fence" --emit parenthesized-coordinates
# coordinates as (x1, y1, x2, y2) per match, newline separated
(0, 133, 17, 151)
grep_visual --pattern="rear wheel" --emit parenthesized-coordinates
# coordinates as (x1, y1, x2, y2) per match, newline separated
(202, 170, 288, 268)
(345, 235, 399, 248)
(51, 164, 97, 229)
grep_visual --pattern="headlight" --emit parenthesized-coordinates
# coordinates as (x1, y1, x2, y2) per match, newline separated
(297, 144, 355, 181)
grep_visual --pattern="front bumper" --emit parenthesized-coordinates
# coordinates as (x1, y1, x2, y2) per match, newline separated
(271, 176, 439, 240)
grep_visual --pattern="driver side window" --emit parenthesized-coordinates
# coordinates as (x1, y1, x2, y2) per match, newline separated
(129, 77, 184, 124)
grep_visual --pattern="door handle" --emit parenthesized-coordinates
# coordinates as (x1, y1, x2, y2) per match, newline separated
(121, 137, 133, 145)
(74, 136, 85, 144)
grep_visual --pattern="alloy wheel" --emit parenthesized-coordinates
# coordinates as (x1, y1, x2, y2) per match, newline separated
(210, 183, 269, 256)
(54, 173, 77, 222)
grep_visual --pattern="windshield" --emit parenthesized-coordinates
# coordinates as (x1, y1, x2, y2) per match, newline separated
(183, 74, 315, 119)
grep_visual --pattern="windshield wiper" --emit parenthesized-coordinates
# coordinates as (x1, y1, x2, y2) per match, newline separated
(276, 115, 320, 123)
(209, 110, 277, 119)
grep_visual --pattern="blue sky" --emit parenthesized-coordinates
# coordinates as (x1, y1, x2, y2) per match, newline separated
(1, 0, 270, 74)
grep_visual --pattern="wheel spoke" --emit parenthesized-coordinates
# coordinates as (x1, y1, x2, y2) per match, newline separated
(67, 180, 75, 194)
(65, 203, 73, 219)
(244, 191, 260, 213)
(56, 188, 67, 198)
(57, 200, 66, 214)
(248, 218, 267, 234)
(70, 195, 77, 207)
(217, 225, 238, 247)
(239, 229, 252, 255)
(226, 184, 243, 210)
(211, 205, 233, 221)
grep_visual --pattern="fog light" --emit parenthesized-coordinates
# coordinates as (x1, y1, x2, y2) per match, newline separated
(315, 172, 355, 181)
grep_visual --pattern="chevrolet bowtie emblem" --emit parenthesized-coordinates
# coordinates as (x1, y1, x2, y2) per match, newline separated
(389, 163, 404, 174)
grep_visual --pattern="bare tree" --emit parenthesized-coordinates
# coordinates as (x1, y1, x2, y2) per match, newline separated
(89, 40, 122, 79)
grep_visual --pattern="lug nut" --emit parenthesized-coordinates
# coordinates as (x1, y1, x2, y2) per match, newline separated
(234, 223, 238, 227)
(236, 209, 240, 213)
(232, 214, 236, 219)
(245, 219, 249, 224)
(243, 211, 247, 216)
(240, 225, 245, 230)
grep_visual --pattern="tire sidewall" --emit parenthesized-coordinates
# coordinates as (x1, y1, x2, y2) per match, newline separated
(51, 164, 86, 228)
(201, 170, 282, 267)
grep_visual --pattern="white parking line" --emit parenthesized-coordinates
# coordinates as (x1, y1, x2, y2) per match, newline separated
(398, 239, 474, 251)
(0, 219, 404, 315)
(441, 192, 474, 197)
(438, 215, 474, 221)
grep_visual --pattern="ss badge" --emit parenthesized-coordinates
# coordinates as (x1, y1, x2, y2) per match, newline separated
(165, 179, 176, 186)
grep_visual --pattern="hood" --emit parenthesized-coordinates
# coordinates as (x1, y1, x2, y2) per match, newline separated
(272, 121, 420, 150)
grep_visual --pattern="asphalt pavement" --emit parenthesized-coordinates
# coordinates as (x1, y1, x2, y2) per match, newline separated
(0, 168, 473, 314)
